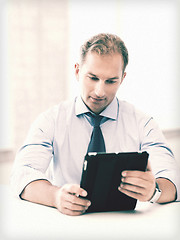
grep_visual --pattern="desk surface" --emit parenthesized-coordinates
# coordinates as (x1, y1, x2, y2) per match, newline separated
(0, 184, 179, 240)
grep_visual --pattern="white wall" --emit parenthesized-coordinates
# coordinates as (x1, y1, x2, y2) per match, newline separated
(68, 0, 180, 130)
(116, 0, 179, 130)
(67, 0, 118, 98)
(0, 0, 10, 149)
(4, 0, 69, 151)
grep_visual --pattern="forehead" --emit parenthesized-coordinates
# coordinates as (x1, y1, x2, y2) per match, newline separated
(80, 52, 124, 77)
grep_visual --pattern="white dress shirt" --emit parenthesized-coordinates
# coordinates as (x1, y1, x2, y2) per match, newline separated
(11, 96, 180, 200)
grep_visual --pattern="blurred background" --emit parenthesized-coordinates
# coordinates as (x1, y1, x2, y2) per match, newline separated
(0, 0, 180, 184)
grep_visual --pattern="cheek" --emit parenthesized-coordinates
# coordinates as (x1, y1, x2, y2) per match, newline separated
(79, 78, 91, 95)
(106, 85, 119, 97)
(83, 78, 94, 91)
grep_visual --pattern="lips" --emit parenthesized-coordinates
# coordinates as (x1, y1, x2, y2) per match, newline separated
(90, 96, 105, 103)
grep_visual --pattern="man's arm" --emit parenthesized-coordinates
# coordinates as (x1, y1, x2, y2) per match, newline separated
(155, 178, 177, 203)
(20, 180, 91, 216)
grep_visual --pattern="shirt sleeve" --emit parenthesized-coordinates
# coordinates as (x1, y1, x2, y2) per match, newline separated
(139, 116, 180, 201)
(10, 106, 58, 198)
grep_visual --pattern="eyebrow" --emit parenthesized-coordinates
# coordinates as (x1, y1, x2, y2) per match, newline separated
(87, 72, 119, 80)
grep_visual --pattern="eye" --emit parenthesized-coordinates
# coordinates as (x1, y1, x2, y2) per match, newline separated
(106, 79, 117, 84)
(89, 76, 99, 81)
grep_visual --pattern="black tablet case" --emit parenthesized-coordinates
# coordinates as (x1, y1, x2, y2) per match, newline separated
(80, 152, 148, 213)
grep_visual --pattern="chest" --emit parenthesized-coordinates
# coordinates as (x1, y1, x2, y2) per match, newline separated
(54, 114, 140, 155)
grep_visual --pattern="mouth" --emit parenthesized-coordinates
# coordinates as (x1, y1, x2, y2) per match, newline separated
(90, 96, 105, 103)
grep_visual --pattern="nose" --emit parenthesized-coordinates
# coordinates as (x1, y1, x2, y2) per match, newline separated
(94, 80, 105, 98)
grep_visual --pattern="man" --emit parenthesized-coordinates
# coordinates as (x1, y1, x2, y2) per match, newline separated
(11, 33, 179, 216)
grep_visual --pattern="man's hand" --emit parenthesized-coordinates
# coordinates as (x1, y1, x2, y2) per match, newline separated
(54, 184, 91, 216)
(118, 161, 156, 202)
(21, 180, 91, 216)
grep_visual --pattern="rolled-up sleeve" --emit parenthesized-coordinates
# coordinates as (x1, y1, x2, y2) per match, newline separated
(140, 117, 180, 201)
(11, 106, 57, 198)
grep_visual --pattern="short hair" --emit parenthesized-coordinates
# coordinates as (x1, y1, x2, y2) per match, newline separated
(80, 33, 129, 73)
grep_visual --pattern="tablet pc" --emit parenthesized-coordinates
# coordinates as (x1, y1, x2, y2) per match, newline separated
(80, 151, 148, 213)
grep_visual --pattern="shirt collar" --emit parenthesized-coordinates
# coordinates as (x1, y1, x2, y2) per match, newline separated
(75, 96, 118, 120)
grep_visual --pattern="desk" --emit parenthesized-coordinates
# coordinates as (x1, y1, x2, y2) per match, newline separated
(0, 184, 179, 240)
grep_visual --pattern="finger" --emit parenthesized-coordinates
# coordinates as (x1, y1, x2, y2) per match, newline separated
(65, 200, 89, 212)
(66, 193, 91, 208)
(65, 184, 87, 197)
(121, 177, 146, 189)
(62, 207, 86, 216)
(118, 184, 154, 202)
(121, 170, 152, 181)
(57, 192, 89, 215)
(119, 181, 145, 195)
(118, 186, 143, 200)
(121, 172, 155, 192)
(63, 194, 90, 214)
(119, 176, 155, 202)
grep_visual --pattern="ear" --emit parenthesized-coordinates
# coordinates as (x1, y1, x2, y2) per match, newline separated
(75, 63, 80, 81)
(120, 72, 126, 85)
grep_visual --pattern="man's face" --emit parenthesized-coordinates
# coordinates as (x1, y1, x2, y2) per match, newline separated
(75, 52, 126, 114)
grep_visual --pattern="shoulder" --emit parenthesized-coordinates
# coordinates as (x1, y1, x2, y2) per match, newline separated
(117, 99, 153, 125)
(118, 100, 136, 113)
(118, 99, 144, 116)
(31, 99, 75, 127)
(42, 99, 75, 118)
(27, 99, 75, 139)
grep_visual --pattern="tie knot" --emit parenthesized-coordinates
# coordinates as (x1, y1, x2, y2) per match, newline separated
(92, 115, 103, 127)
(86, 112, 104, 127)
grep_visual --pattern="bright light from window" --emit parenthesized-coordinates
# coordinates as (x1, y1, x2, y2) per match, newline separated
(68, 0, 179, 130)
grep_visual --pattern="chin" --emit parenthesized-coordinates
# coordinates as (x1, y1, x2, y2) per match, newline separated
(92, 106, 105, 114)
(87, 99, 107, 114)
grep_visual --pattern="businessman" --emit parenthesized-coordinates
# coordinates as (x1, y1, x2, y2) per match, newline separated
(11, 33, 179, 216)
